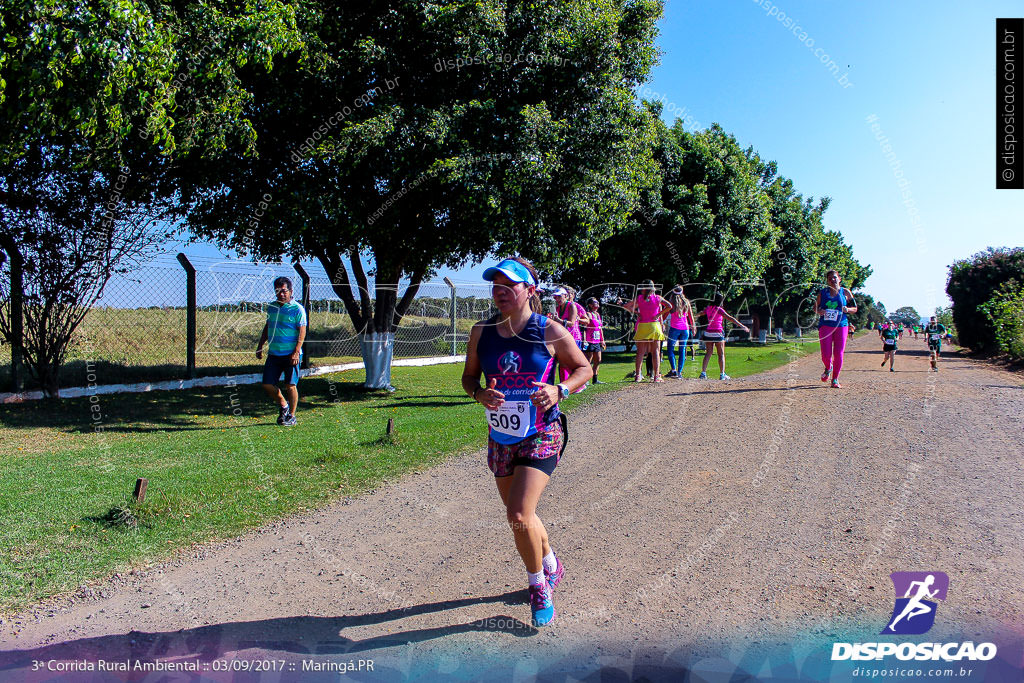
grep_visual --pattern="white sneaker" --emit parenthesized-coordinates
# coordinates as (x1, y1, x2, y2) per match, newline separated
(719, 373, 730, 380)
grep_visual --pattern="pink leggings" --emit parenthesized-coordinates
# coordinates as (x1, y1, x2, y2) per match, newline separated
(819, 325, 849, 379)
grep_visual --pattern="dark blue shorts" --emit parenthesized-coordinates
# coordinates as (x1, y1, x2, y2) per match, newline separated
(263, 354, 301, 385)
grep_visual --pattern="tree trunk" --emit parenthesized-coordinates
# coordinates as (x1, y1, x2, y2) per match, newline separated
(315, 247, 430, 388)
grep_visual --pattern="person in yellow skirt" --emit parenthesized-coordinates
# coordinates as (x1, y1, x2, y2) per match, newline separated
(619, 280, 672, 382)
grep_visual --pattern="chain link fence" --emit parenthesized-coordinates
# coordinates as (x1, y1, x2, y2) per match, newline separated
(0, 255, 502, 393)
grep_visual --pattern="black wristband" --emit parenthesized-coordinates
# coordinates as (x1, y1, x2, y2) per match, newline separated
(472, 387, 481, 400)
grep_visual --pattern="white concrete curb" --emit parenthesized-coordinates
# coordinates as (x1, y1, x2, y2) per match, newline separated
(0, 355, 467, 403)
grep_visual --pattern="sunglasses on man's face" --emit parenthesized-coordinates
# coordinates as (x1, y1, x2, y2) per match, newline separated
(275, 288, 291, 294)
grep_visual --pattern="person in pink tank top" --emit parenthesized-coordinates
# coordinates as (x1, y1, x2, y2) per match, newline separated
(619, 279, 672, 382)
(697, 292, 749, 380)
(551, 287, 588, 387)
(582, 297, 606, 383)
(664, 285, 696, 378)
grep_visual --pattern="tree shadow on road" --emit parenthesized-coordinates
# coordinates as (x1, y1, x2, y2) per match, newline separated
(0, 591, 537, 673)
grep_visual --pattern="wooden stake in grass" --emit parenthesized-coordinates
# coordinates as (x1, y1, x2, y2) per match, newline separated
(133, 478, 148, 504)
(386, 418, 395, 436)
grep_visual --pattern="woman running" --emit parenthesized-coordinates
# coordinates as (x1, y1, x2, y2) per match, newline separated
(879, 321, 900, 371)
(698, 293, 749, 380)
(582, 297, 606, 383)
(463, 257, 591, 627)
(621, 280, 672, 382)
(664, 285, 696, 379)
(816, 269, 858, 388)
(569, 287, 590, 390)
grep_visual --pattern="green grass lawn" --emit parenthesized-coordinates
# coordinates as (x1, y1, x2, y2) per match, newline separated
(0, 340, 817, 614)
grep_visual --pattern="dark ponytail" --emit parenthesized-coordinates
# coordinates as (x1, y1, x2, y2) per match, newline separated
(510, 256, 542, 313)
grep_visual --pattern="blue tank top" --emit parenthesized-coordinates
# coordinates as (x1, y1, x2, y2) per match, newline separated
(477, 312, 559, 445)
(819, 288, 848, 328)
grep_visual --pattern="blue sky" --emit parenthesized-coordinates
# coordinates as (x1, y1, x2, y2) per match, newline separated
(638, 0, 1024, 314)
(174, 1, 1023, 316)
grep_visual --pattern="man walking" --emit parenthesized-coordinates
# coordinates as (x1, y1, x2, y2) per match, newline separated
(256, 276, 307, 426)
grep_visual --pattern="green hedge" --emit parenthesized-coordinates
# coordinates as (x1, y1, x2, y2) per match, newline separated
(946, 247, 1024, 352)
(979, 280, 1024, 360)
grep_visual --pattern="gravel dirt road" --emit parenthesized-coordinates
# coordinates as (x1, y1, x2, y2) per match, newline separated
(2, 333, 1022, 680)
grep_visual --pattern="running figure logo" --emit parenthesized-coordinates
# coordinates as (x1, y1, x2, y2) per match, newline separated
(882, 571, 949, 635)
(498, 351, 522, 374)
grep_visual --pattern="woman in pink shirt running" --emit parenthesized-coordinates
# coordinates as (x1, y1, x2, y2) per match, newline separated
(621, 280, 672, 382)
(581, 297, 606, 383)
(698, 293, 749, 380)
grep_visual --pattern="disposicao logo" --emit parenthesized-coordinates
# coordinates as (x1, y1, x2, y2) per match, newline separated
(831, 571, 997, 663)
(883, 571, 947, 635)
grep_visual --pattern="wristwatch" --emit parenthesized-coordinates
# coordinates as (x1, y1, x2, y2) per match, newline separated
(557, 383, 569, 400)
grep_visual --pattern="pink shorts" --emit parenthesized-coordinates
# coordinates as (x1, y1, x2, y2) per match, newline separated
(487, 419, 564, 477)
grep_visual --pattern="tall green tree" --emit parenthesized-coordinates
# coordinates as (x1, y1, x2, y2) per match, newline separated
(0, 0, 304, 394)
(890, 305, 922, 328)
(560, 116, 779, 297)
(174, 0, 663, 341)
(562, 114, 872, 328)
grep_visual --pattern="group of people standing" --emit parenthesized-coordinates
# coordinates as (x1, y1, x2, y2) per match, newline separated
(618, 283, 750, 382)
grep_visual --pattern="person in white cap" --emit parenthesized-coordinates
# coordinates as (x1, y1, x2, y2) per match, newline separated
(462, 257, 591, 627)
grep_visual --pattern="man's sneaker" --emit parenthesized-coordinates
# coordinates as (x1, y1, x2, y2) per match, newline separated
(545, 557, 565, 590)
(282, 412, 297, 427)
(529, 583, 556, 627)
(698, 371, 708, 379)
(277, 405, 289, 425)
(831, 380, 842, 389)
(881, 360, 887, 367)
(719, 373, 730, 380)
(664, 370, 678, 379)
(821, 369, 831, 382)
(890, 367, 895, 372)
(593, 379, 605, 384)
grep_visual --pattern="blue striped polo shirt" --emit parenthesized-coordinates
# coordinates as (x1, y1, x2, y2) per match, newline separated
(266, 300, 307, 355)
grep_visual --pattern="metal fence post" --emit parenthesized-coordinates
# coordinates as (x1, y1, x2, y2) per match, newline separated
(293, 261, 312, 368)
(176, 253, 196, 379)
(2, 241, 25, 391)
(443, 277, 456, 355)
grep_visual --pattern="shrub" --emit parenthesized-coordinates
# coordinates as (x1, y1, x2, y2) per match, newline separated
(946, 247, 1024, 351)
(979, 280, 1024, 360)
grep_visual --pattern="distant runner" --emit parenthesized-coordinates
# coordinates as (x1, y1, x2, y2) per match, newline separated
(550, 287, 584, 389)
(880, 320, 901, 371)
(463, 257, 591, 627)
(923, 315, 948, 372)
(815, 270, 858, 389)
(582, 297, 606, 384)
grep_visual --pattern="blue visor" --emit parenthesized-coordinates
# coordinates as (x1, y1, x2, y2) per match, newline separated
(482, 258, 536, 286)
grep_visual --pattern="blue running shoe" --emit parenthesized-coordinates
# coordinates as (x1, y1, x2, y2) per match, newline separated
(545, 558, 564, 590)
(529, 583, 556, 627)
